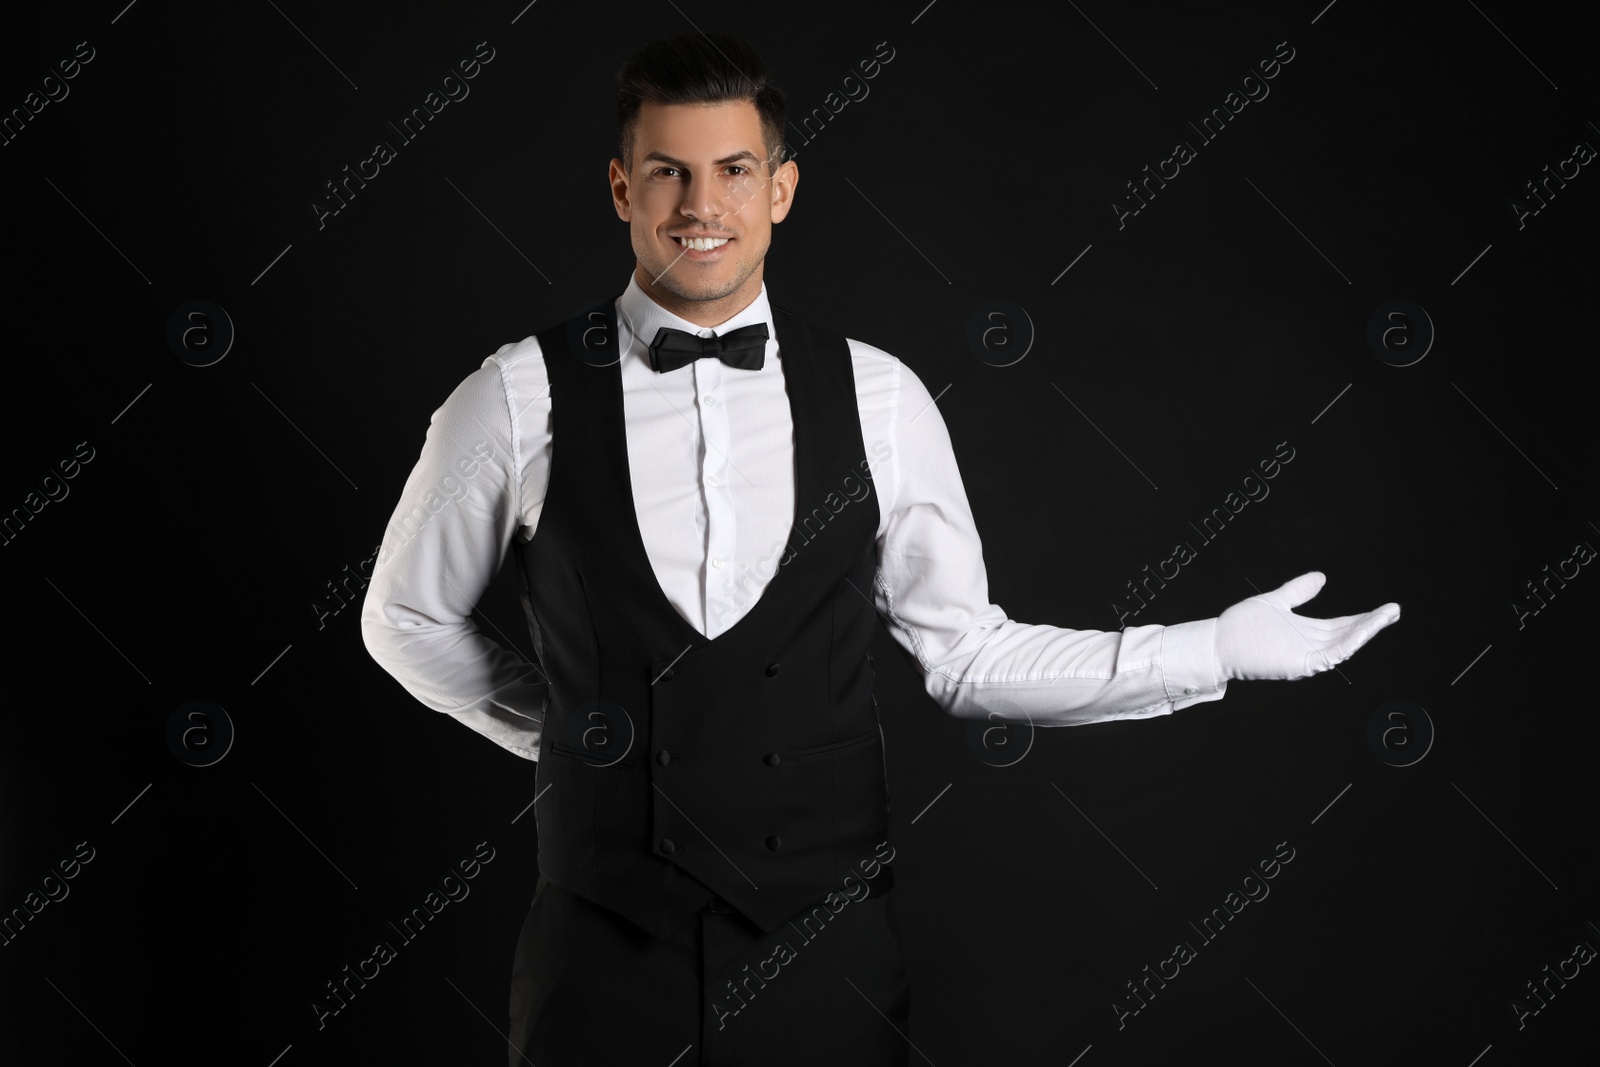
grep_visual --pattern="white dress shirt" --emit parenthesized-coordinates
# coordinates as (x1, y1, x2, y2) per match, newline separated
(360, 275, 1228, 761)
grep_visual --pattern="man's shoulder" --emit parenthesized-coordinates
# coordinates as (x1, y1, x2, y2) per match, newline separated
(476, 334, 554, 386)
(463, 335, 551, 410)
(483, 333, 546, 370)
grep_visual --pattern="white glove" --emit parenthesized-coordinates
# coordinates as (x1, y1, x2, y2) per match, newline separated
(1215, 571, 1399, 682)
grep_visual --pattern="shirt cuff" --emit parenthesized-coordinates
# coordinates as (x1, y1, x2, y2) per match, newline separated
(445, 704, 543, 761)
(1160, 617, 1227, 710)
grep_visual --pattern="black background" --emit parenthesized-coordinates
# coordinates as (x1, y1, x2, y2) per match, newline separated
(2, 1, 1596, 1064)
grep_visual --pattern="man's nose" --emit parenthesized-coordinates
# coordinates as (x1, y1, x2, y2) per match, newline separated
(680, 179, 730, 222)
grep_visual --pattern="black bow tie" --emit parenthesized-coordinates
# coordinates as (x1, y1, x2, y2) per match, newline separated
(647, 323, 769, 373)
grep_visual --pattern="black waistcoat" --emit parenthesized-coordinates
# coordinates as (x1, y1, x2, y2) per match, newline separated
(513, 297, 891, 940)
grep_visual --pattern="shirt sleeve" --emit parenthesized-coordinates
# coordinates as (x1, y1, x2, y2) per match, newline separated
(359, 348, 548, 760)
(869, 356, 1228, 726)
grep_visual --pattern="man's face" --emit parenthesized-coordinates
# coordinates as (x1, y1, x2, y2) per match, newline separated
(609, 99, 798, 323)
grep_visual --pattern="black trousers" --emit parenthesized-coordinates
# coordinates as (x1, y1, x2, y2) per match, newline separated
(507, 871, 912, 1066)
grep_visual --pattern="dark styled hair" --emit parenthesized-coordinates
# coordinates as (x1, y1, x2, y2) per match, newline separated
(615, 33, 786, 175)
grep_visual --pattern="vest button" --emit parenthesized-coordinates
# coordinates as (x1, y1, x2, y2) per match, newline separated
(765, 662, 781, 677)
(657, 749, 672, 766)
(660, 838, 676, 854)
(764, 752, 781, 766)
(765, 835, 782, 851)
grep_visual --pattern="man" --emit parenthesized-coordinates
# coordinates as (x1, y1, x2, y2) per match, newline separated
(360, 31, 1400, 1067)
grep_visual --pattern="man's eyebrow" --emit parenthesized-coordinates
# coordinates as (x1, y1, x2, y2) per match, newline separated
(641, 150, 763, 167)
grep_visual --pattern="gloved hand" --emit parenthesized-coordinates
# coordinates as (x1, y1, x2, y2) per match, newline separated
(1215, 572, 1399, 682)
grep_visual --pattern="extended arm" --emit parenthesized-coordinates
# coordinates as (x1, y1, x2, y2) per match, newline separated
(868, 354, 1397, 725)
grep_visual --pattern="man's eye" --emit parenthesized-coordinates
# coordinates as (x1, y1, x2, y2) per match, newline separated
(653, 167, 679, 178)
(727, 165, 748, 176)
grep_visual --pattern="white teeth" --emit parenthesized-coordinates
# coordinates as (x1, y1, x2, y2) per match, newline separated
(676, 236, 729, 251)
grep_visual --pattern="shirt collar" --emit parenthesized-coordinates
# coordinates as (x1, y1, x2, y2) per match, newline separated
(616, 272, 777, 369)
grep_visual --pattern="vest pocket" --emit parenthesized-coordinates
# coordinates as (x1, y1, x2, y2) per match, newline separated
(548, 738, 641, 770)
(796, 729, 877, 760)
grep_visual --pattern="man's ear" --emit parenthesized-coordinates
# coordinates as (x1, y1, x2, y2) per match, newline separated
(769, 158, 799, 224)
(609, 157, 632, 221)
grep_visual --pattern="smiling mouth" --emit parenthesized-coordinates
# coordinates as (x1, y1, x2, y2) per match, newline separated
(674, 235, 732, 251)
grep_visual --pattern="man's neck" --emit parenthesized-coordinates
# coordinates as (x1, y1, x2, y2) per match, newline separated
(632, 263, 763, 328)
